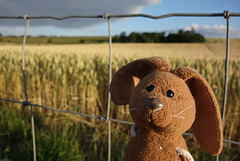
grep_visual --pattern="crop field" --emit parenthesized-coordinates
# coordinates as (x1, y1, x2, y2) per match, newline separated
(0, 39, 240, 161)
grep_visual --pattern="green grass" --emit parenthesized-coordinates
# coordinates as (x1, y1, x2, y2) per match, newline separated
(0, 106, 130, 161)
(0, 36, 108, 44)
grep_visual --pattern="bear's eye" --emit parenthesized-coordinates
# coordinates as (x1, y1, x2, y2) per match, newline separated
(166, 90, 174, 97)
(146, 85, 154, 92)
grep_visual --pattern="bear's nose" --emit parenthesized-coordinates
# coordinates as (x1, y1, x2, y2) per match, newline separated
(147, 98, 163, 112)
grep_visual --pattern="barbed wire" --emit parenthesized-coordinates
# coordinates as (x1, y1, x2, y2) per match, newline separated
(0, 11, 240, 161)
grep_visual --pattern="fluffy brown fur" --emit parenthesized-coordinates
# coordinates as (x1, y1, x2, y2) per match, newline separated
(110, 57, 223, 161)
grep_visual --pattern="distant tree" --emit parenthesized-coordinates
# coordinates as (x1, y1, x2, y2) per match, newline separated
(79, 40, 85, 44)
(119, 32, 128, 42)
(178, 29, 185, 35)
(112, 30, 204, 43)
(112, 35, 119, 42)
(129, 32, 138, 42)
(167, 29, 205, 42)
(47, 39, 52, 43)
(38, 35, 47, 38)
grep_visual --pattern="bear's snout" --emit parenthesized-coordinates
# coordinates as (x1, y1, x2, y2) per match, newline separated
(147, 98, 163, 112)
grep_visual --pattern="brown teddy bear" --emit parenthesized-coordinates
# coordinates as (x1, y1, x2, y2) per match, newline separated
(110, 57, 223, 161)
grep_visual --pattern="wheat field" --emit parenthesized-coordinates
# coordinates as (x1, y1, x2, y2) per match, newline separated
(0, 39, 239, 160)
(1, 38, 240, 58)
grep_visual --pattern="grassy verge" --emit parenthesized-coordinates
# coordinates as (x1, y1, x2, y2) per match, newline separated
(0, 36, 108, 44)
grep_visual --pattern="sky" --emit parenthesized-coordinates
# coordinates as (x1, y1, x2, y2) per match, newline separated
(0, 0, 240, 38)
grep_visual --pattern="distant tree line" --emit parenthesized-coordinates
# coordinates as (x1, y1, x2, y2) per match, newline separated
(112, 29, 205, 43)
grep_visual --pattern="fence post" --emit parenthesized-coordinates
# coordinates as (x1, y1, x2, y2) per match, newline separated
(215, 10, 230, 161)
(104, 13, 112, 161)
(22, 14, 37, 161)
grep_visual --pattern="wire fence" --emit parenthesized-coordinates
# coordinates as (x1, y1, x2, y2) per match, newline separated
(0, 10, 240, 161)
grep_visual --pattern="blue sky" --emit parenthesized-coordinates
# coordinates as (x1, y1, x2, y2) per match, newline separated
(0, 0, 239, 37)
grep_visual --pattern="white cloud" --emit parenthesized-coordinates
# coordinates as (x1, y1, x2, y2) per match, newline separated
(183, 23, 240, 38)
(0, 0, 162, 28)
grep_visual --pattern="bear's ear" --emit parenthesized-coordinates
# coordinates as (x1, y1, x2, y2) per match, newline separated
(110, 57, 171, 105)
(172, 67, 223, 155)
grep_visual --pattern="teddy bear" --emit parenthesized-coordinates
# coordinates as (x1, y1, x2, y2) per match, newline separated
(110, 57, 223, 161)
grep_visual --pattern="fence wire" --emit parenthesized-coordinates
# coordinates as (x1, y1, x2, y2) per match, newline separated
(0, 10, 240, 161)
